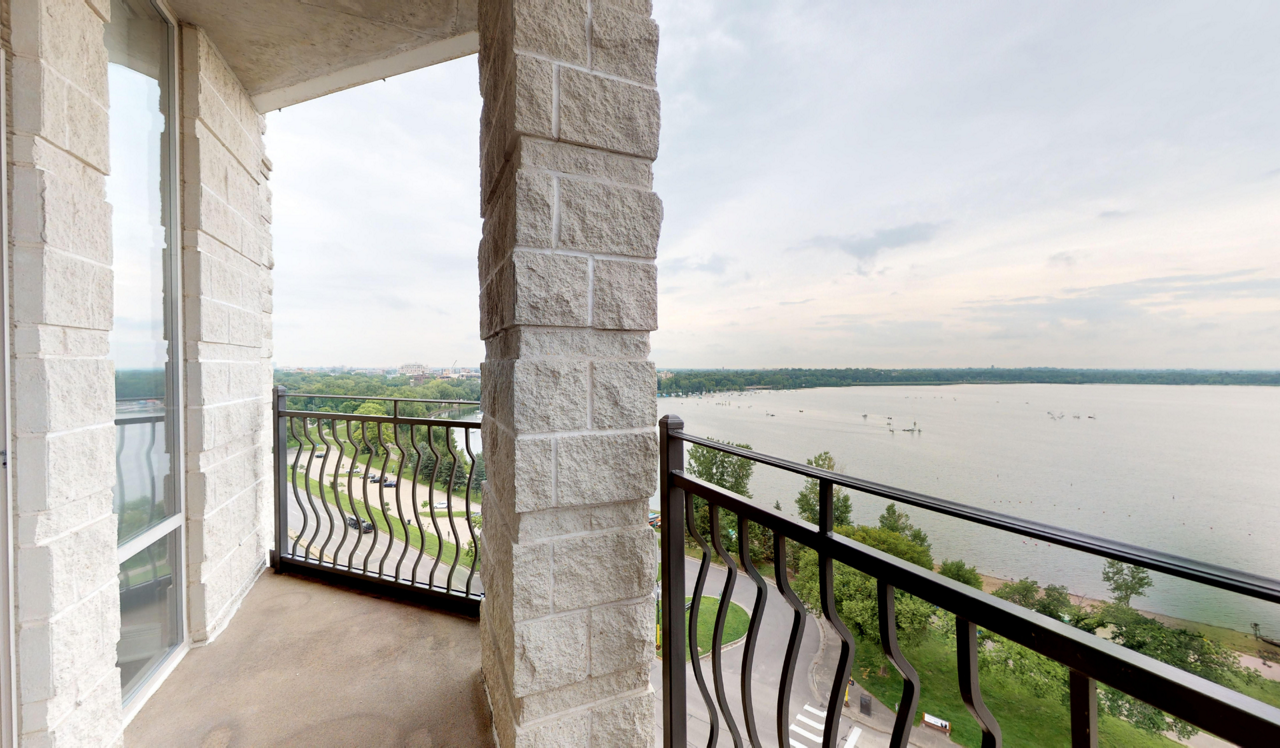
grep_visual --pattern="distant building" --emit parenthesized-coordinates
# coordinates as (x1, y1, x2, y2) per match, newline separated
(658, 371, 675, 380)
(399, 363, 429, 377)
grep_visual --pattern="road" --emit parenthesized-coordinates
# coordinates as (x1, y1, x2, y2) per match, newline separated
(653, 555, 868, 747)
(284, 449, 481, 594)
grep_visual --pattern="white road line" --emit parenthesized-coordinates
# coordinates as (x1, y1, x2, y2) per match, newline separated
(803, 704, 827, 718)
(843, 726, 862, 747)
(796, 713, 825, 730)
(789, 724, 823, 743)
(789, 741, 811, 748)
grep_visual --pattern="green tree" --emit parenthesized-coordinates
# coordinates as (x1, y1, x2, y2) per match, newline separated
(794, 452, 852, 527)
(1102, 560, 1153, 607)
(938, 559, 983, 590)
(686, 441, 753, 558)
(794, 523, 934, 675)
(877, 503, 931, 551)
(994, 578, 1041, 609)
(994, 578, 1074, 620)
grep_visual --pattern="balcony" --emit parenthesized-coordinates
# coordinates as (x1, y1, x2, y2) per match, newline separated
(125, 572, 492, 746)
(122, 399, 1280, 747)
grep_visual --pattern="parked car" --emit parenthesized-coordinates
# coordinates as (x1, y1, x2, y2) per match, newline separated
(345, 516, 374, 534)
(368, 473, 381, 482)
(383, 479, 397, 488)
(433, 501, 449, 510)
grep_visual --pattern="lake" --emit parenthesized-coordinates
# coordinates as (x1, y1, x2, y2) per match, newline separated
(656, 383, 1280, 635)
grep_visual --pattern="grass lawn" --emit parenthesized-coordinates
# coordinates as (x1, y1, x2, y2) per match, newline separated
(659, 596, 751, 661)
(291, 432, 481, 503)
(852, 631, 1178, 747)
(288, 467, 473, 569)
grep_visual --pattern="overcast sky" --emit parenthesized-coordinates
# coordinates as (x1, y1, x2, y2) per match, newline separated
(267, 0, 1280, 370)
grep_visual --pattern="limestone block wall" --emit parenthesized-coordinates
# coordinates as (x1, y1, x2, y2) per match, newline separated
(477, 0, 662, 745)
(179, 26, 274, 645)
(9, 0, 126, 744)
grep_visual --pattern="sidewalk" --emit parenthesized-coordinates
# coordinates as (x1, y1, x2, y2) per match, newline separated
(810, 618, 960, 748)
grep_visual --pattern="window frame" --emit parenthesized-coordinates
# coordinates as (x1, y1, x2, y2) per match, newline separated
(110, 0, 188, 713)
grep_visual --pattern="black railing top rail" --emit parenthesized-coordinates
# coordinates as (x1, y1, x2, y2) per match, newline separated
(669, 466, 1280, 746)
(670, 426, 1280, 607)
(282, 390, 480, 406)
(277, 408, 480, 430)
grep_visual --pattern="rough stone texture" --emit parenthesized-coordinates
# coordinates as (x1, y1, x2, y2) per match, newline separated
(479, 0, 661, 744)
(590, 6, 659, 86)
(512, 251, 588, 327)
(555, 433, 657, 507)
(557, 67, 660, 159)
(557, 179, 662, 257)
(181, 27, 274, 646)
(10, 1, 125, 744)
(592, 260, 657, 331)
(590, 361, 656, 429)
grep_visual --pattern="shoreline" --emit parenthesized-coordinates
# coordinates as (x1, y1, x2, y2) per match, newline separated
(976, 571, 1280, 664)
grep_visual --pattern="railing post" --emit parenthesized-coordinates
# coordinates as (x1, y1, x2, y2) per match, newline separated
(272, 385, 288, 571)
(1070, 670, 1098, 748)
(659, 415, 687, 748)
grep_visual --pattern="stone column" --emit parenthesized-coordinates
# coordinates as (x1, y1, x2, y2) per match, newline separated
(10, 0, 125, 743)
(477, 1, 661, 745)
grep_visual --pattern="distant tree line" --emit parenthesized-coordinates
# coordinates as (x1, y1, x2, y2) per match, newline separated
(658, 367, 1280, 394)
(274, 370, 481, 414)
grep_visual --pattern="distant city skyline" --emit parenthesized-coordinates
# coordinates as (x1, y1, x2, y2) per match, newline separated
(268, 1, 1280, 370)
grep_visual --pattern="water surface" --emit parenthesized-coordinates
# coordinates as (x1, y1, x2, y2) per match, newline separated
(658, 384, 1280, 634)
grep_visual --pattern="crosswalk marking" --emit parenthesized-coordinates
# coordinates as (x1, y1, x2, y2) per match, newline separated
(843, 726, 862, 747)
(789, 724, 823, 743)
(796, 713, 824, 730)
(803, 703, 827, 718)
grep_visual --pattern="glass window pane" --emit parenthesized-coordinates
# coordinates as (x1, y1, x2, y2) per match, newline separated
(106, 0, 177, 545)
(118, 530, 182, 700)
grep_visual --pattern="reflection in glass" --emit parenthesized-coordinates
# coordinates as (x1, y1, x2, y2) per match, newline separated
(118, 531, 181, 700)
(106, 0, 176, 545)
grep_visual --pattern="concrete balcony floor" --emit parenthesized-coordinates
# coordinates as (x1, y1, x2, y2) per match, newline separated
(126, 572, 493, 747)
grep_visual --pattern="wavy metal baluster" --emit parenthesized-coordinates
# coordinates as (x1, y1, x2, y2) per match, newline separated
(877, 580, 921, 747)
(375, 422, 396, 577)
(409, 425, 428, 585)
(315, 419, 340, 564)
(392, 426, 412, 582)
(957, 617, 1002, 748)
(443, 427, 465, 594)
(144, 415, 159, 525)
(357, 420, 381, 574)
(341, 417, 363, 570)
(425, 427, 445, 588)
(818, 479, 855, 747)
(463, 426, 479, 596)
(115, 423, 127, 520)
(736, 514, 767, 748)
(685, 490, 720, 747)
(301, 419, 325, 558)
(707, 506, 744, 747)
(286, 417, 309, 558)
(772, 531, 807, 748)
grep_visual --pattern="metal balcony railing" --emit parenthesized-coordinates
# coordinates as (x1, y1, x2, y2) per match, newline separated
(271, 387, 483, 616)
(657, 415, 1280, 748)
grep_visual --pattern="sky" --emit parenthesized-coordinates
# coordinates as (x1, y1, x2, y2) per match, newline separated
(267, 0, 1280, 371)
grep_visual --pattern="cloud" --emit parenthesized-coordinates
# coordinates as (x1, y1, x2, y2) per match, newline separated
(1097, 210, 1131, 219)
(1048, 251, 1078, 268)
(662, 254, 729, 275)
(792, 222, 941, 274)
(779, 298, 814, 306)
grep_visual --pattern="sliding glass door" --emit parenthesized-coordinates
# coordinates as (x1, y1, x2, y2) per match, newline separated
(104, 0, 183, 705)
